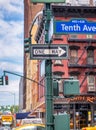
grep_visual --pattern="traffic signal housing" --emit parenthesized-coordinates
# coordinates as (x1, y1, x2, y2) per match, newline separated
(5, 75, 8, 85)
(24, 37, 31, 53)
(53, 81, 59, 96)
(0, 76, 4, 85)
(63, 79, 79, 97)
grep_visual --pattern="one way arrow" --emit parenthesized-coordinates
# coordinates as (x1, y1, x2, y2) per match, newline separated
(30, 44, 68, 60)
(38, 47, 66, 56)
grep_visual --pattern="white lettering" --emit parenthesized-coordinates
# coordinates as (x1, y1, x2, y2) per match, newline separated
(61, 24, 81, 31)
(83, 25, 96, 32)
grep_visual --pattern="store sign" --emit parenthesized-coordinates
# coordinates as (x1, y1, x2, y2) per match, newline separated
(69, 96, 96, 103)
(54, 95, 96, 104)
(54, 19, 96, 34)
(31, 0, 65, 3)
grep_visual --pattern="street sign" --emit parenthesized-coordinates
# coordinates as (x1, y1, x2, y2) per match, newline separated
(30, 44, 68, 60)
(54, 19, 96, 34)
(31, 0, 65, 3)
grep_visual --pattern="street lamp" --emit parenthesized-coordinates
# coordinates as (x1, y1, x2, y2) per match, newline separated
(0, 91, 15, 113)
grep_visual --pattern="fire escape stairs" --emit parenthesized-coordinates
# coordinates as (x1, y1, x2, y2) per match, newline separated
(75, 41, 92, 65)
(77, 42, 94, 87)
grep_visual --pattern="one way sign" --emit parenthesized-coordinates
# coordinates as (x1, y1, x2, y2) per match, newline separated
(30, 44, 68, 60)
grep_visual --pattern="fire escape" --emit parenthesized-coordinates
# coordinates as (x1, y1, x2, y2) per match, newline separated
(68, 34, 96, 89)
(52, 5, 96, 93)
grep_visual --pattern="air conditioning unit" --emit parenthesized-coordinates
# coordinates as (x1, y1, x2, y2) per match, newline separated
(88, 87, 95, 92)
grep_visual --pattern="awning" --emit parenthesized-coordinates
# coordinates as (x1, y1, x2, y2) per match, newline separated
(16, 112, 31, 119)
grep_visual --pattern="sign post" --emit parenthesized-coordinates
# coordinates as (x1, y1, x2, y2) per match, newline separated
(44, 4, 53, 130)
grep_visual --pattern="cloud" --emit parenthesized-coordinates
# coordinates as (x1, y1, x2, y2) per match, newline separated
(0, 0, 24, 72)
(0, 0, 24, 105)
(0, 0, 23, 15)
(0, 61, 23, 74)
(0, 80, 20, 105)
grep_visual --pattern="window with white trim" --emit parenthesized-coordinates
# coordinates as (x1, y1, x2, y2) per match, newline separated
(87, 50, 94, 64)
(87, 75, 95, 92)
(70, 49, 78, 64)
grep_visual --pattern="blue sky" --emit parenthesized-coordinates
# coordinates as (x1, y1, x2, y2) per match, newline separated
(0, 0, 24, 106)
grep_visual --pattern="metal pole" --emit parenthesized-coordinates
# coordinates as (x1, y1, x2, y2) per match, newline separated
(45, 3, 54, 130)
(13, 93, 15, 113)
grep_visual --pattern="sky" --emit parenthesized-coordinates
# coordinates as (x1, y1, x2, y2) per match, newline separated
(0, 0, 24, 106)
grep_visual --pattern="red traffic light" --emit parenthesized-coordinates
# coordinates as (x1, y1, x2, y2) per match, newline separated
(5, 75, 8, 85)
(5, 75, 8, 80)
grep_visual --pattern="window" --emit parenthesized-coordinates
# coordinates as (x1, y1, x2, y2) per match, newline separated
(40, 60, 45, 77)
(70, 50, 78, 64)
(87, 75, 95, 92)
(87, 50, 94, 64)
(87, 75, 94, 85)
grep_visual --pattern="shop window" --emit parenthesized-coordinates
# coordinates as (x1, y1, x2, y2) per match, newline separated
(70, 49, 78, 64)
(87, 75, 95, 92)
(87, 50, 94, 64)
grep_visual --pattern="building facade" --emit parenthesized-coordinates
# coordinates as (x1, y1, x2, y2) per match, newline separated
(32, 5, 96, 129)
(24, 0, 96, 129)
(24, 0, 43, 111)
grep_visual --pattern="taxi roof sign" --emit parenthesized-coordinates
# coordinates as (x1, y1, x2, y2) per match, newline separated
(31, 0, 65, 3)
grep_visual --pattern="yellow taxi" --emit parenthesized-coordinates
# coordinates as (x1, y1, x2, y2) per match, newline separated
(13, 124, 45, 130)
(82, 126, 96, 130)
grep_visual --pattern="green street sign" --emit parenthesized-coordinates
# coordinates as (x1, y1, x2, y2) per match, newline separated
(31, 0, 65, 3)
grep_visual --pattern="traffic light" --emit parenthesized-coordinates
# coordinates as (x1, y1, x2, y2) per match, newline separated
(0, 76, 4, 85)
(5, 75, 8, 85)
(53, 81, 59, 96)
(24, 37, 31, 53)
(24, 43, 30, 53)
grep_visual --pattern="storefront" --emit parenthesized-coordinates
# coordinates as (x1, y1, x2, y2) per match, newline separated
(69, 94, 96, 129)
(54, 94, 96, 129)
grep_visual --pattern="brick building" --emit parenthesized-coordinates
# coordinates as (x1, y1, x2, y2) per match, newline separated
(33, 5, 96, 129)
(24, 0, 96, 129)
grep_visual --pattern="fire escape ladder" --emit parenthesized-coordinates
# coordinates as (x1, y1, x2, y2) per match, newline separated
(80, 73, 87, 88)
(80, 71, 90, 88)
(80, 67, 93, 88)
(76, 42, 92, 64)
(79, 42, 92, 87)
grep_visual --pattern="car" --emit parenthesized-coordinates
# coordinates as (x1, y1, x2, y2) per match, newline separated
(13, 124, 45, 130)
(82, 126, 96, 130)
